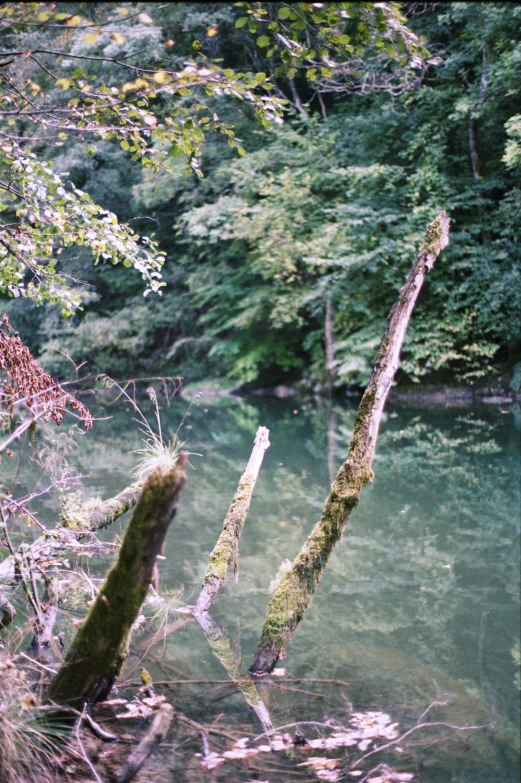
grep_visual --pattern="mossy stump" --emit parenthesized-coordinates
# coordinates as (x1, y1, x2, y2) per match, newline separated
(49, 456, 187, 707)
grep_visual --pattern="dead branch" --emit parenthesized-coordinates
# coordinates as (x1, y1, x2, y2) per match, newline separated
(49, 456, 187, 707)
(193, 426, 270, 615)
(111, 703, 174, 783)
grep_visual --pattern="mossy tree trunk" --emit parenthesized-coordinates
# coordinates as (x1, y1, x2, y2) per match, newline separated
(250, 212, 450, 676)
(193, 426, 270, 614)
(49, 456, 187, 707)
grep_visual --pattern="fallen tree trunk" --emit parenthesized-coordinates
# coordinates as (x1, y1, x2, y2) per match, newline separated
(49, 456, 187, 707)
(250, 211, 450, 676)
(193, 426, 270, 614)
(111, 703, 174, 783)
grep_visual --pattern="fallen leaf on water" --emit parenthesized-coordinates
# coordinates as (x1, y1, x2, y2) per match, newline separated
(223, 747, 259, 760)
(142, 694, 167, 707)
(196, 752, 225, 770)
(298, 756, 343, 782)
(100, 698, 128, 707)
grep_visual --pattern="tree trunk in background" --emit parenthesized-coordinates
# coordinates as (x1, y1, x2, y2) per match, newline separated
(325, 299, 336, 389)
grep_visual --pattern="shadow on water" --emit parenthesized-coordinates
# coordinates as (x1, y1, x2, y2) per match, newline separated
(18, 392, 520, 782)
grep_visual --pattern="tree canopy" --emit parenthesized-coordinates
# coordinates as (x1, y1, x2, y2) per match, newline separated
(1, 2, 520, 389)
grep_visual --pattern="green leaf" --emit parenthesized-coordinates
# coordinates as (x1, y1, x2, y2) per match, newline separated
(235, 16, 248, 28)
(277, 7, 291, 20)
(257, 35, 270, 48)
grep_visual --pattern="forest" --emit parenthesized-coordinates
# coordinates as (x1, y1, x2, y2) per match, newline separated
(0, 3, 520, 783)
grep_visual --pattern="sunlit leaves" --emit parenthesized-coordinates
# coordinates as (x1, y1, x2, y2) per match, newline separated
(0, 142, 166, 314)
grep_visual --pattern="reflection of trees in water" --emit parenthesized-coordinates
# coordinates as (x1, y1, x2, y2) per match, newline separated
(7, 394, 517, 779)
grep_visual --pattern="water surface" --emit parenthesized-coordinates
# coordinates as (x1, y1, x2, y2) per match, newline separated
(23, 393, 521, 781)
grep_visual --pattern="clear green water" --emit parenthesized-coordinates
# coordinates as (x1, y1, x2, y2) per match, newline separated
(17, 393, 521, 781)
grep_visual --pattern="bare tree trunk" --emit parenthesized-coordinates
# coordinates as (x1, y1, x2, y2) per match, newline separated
(49, 457, 187, 707)
(193, 427, 270, 615)
(250, 212, 450, 676)
(325, 299, 336, 388)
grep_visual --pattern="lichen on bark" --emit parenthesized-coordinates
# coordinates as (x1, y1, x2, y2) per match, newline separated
(60, 482, 143, 532)
(194, 427, 269, 615)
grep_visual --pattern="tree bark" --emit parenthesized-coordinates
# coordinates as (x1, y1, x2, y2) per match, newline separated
(193, 427, 270, 615)
(249, 211, 450, 676)
(49, 457, 187, 707)
(325, 299, 336, 388)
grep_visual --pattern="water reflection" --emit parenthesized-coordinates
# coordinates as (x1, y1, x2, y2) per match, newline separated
(9, 392, 519, 781)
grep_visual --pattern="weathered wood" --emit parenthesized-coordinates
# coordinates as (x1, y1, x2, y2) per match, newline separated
(250, 211, 450, 676)
(30, 577, 60, 649)
(193, 426, 270, 615)
(112, 703, 174, 783)
(49, 456, 187, 707)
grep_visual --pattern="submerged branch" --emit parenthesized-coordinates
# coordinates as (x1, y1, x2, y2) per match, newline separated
(49, 456, 187, 707)
(193, 426, 270, 614)
(195, 611, 273, 732)
(250, 212, 450, 675)
(112, 703, 174, 783)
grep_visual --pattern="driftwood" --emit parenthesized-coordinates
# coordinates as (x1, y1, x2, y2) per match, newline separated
(250, 211, 450, 676)
(111, 703, 174, 783)
(193, 426, 270, 614)
(30, 577, 60, 649)
(49, 456, 187, 706)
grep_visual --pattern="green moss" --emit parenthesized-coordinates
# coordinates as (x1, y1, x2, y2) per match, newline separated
(202, 475, 255, 588)
(50, 462, 186, 706)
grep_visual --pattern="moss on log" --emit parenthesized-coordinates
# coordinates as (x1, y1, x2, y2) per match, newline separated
(49, 456, 187, 707)
(61, 482, 143, 532)
(193, 426, 270, 614)
(250, 212, 450, 676)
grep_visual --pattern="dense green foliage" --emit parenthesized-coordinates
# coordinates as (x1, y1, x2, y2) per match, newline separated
(1, 2, 520, 388)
